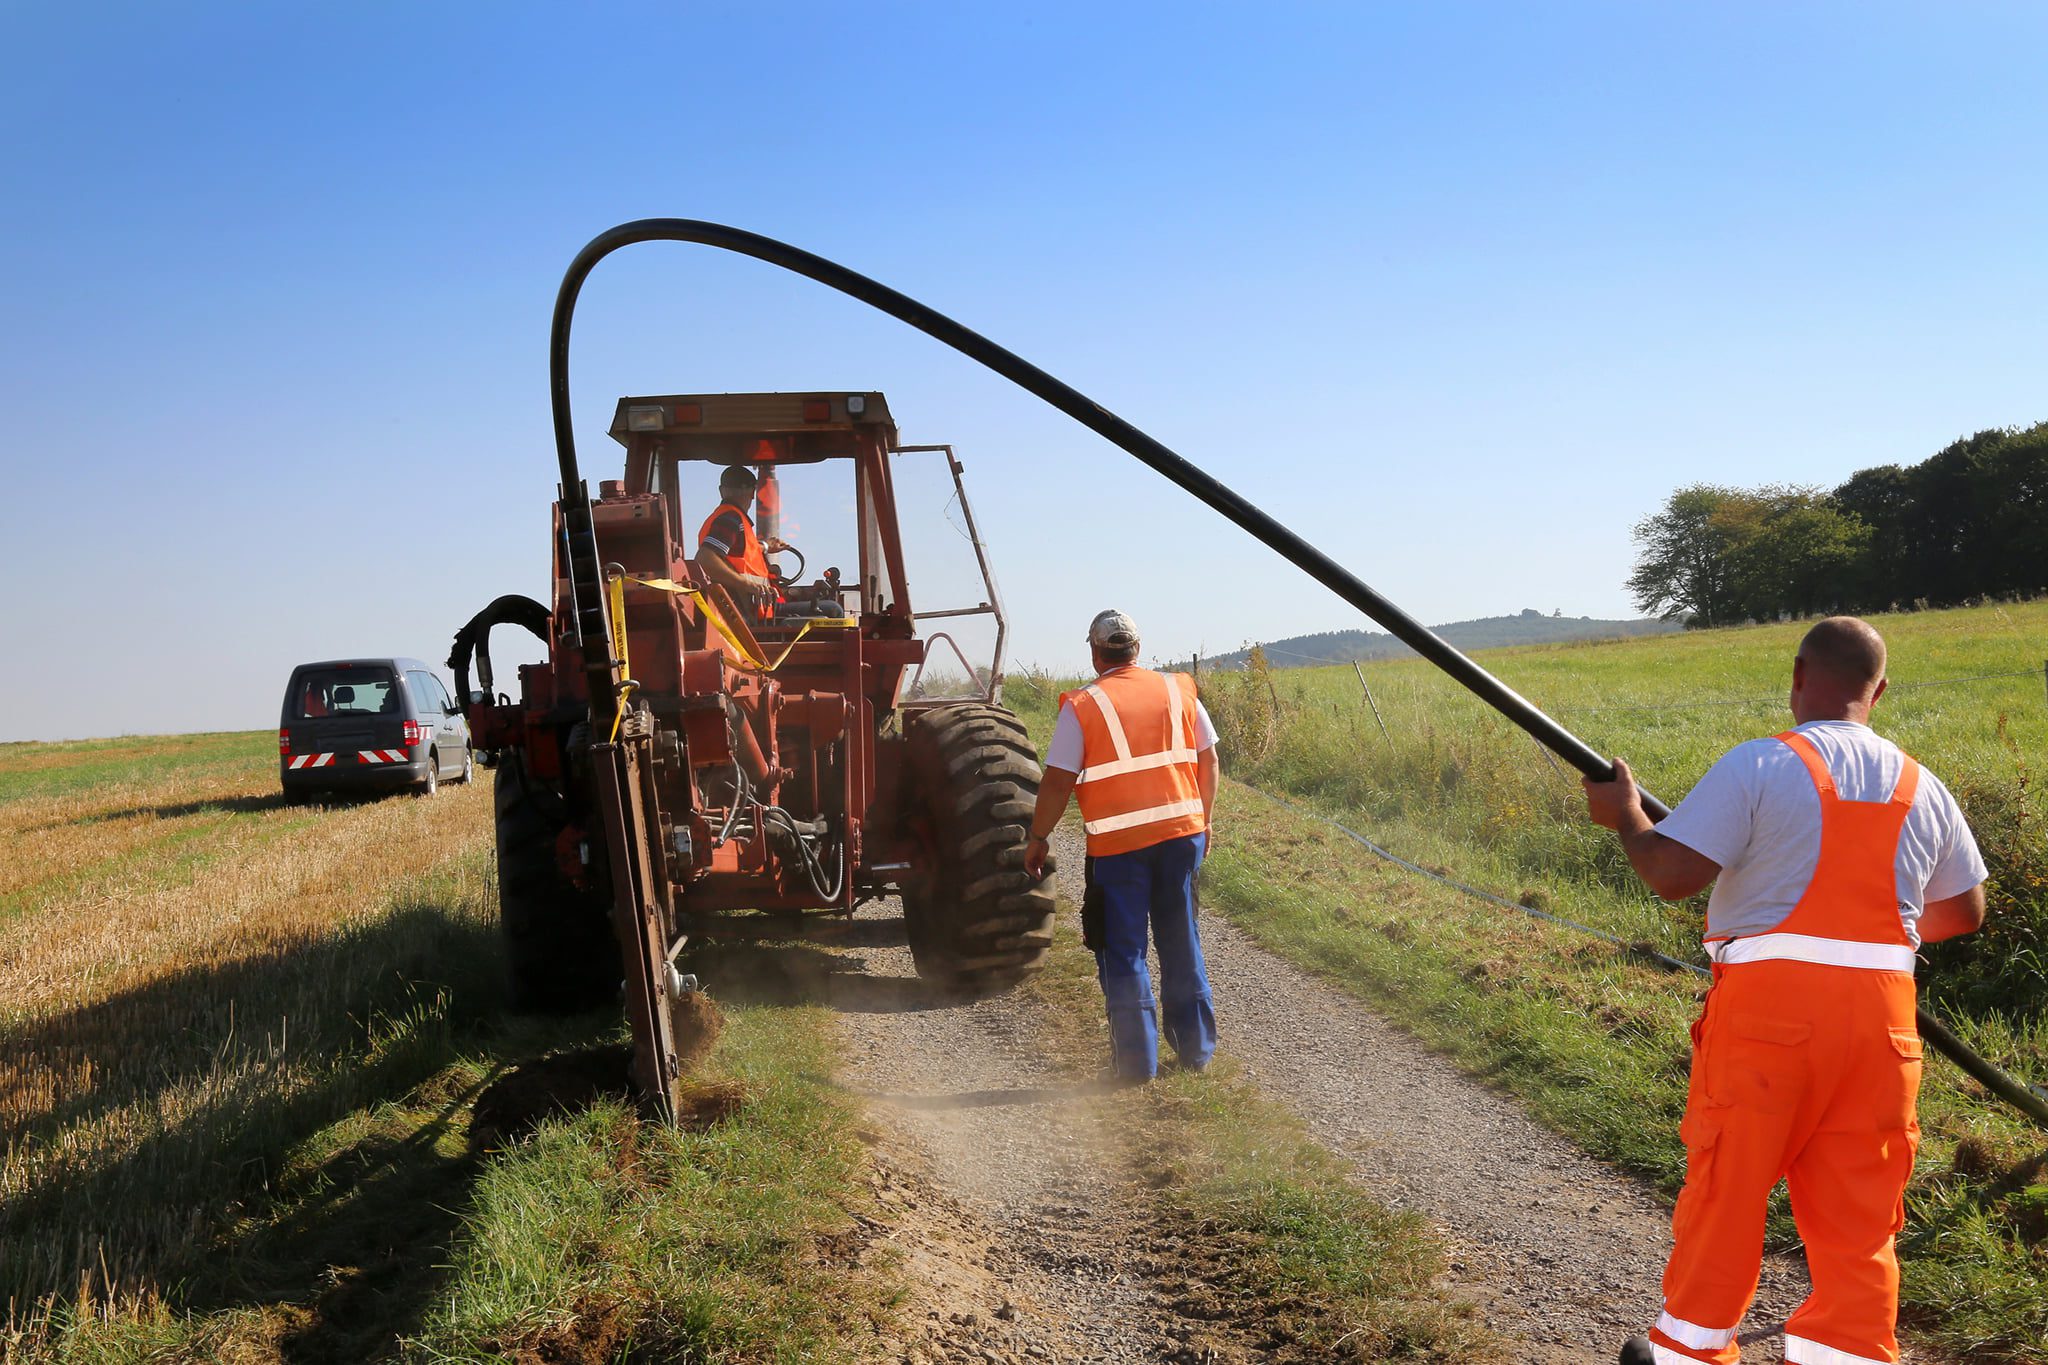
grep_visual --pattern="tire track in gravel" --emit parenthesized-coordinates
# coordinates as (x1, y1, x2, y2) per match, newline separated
(822, 906, 1260, 1365)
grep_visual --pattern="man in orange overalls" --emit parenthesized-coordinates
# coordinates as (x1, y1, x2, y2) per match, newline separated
(1584, 617, 1987, 1365)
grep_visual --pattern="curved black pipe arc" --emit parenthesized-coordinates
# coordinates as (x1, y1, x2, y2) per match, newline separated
(546, 218, 1664, 813)
(545, 220, 2048, 1128)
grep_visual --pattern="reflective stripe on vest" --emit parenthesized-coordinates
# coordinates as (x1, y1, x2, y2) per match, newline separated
(1058, 667, 1205, 857)
(1704, 730, 1922, 975)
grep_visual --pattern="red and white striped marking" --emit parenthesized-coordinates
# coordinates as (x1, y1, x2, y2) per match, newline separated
(286, 753, 337, 770)
(357, 749, 410, 765)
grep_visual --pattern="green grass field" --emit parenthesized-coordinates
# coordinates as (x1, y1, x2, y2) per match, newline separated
(1011, 599, 2048, 1363)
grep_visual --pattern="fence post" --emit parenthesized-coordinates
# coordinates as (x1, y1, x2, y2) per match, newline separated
(1353, 661, 1392, 747)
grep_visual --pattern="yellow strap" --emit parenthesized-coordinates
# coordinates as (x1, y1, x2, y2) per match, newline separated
(624, 576, 857, 672)
(604, 574, 637, 743)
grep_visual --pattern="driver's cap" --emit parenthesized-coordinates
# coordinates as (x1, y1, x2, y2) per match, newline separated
(1088, 609, 1139, 650)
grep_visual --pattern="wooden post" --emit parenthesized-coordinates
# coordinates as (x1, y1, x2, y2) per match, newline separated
(1352, 661, 1391, 747)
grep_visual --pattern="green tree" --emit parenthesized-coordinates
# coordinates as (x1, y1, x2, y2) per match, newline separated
(1725, 487, 1872, 620)
(1626, 485, 1746, 626)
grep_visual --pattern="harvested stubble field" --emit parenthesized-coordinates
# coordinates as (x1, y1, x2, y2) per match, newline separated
(0, 734, 887, 1362)
(0, 729, 1478, 1365)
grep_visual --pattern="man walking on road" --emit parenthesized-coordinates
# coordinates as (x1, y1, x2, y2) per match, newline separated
(1024, 610, 1220, 1082)
(1583, 617, 1987, 1365)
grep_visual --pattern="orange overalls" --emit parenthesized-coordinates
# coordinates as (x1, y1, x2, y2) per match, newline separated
(1650, 732, 1925, 1365)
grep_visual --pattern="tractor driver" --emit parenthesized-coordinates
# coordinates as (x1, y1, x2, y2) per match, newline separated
(694, 465, 790, 618)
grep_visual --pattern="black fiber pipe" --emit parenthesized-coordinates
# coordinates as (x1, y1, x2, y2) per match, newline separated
(546, 218, 2048, 1129)
(546, 220, 1653, 803)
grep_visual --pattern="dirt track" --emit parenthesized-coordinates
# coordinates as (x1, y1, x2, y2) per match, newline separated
(820, 826, 1951, 1364)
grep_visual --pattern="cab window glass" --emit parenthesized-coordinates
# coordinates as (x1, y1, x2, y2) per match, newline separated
(295, 666, 396, 719)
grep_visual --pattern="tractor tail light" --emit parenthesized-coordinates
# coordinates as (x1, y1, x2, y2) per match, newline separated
(402, 719, 426, 748)
(278, 728, 291, 755)
(802, 398, 831, 422)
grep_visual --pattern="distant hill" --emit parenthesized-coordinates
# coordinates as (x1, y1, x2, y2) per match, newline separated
(1192, 610, 1680, 670)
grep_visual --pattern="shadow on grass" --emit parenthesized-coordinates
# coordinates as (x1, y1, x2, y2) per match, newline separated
(84, 792, 298, 822)
(0, 898, 615, 1361)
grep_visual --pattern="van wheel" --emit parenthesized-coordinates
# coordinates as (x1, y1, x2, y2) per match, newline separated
(418, 752, 439, 797)
(458, 749, 475, 784)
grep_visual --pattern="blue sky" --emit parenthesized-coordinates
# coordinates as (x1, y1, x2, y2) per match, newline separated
(2, 3, 2043, 742)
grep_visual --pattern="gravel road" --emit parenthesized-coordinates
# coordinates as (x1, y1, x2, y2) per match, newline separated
(820, 825, 1951, 1364)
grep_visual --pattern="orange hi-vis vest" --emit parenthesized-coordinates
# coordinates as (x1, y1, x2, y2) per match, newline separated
(698, 501, 778, 620)
(699, 502, 772, 579)
(1059, 666, 1206, 857)
(1705, 730, 1922, 974)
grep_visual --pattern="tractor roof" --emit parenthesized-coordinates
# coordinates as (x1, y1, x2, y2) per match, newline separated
(609, 392, 896, 448)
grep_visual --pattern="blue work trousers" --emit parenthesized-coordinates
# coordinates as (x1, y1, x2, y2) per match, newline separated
(1092, 832, 1216, 1079)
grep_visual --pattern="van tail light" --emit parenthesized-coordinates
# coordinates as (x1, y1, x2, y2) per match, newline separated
(402, 719, 426, 748)
(279, 728, 291, 755)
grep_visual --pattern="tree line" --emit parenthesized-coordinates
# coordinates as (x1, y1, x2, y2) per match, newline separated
(1628, 421, 2048, 626)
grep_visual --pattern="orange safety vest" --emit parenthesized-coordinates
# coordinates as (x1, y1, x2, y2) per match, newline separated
(1704, 730, 1921, 971)
(1058, 666, 1206, 857)
(698, 501, 777, 619)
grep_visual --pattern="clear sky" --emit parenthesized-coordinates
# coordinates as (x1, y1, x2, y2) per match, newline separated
(3, 3, 2042, 742)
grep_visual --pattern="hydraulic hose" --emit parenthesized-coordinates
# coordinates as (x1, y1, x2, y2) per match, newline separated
(546, 218, 2046, 1130)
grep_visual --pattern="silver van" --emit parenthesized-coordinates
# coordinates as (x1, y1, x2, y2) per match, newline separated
(279, 657, 472, 800)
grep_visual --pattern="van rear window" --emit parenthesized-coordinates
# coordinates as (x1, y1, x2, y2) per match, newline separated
(295, 666, 397, 719)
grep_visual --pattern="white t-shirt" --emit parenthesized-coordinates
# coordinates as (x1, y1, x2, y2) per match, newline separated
(1656, 719, 1987, 948)
(1044, 668, 1218, 775)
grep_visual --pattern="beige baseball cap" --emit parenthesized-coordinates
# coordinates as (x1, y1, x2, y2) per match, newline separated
(1088, 609, 1139, 649)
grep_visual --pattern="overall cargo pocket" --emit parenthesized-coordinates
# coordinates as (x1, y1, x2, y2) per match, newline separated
(1703, 1014, 1813, 1114)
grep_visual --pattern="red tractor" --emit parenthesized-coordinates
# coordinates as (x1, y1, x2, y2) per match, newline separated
(453, 390, 1055, 1117)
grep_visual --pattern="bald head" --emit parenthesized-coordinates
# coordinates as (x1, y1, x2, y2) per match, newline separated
(1791, 617, 1887, 722)
(1800, 617, 1886, 692)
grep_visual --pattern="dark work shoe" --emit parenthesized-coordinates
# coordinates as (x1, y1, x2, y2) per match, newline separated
(1619, 1337, 1655, 1365)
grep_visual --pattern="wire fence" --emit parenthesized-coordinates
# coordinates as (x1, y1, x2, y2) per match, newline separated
(1238, 780, 2048, 1125)
(1185, 644, 2048, 1126)
(1559, 667, 2046, 716)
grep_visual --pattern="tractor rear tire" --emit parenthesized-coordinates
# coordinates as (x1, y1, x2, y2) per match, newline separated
(495, 762, 618, 1013)
(902, 703, 1056, 992)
